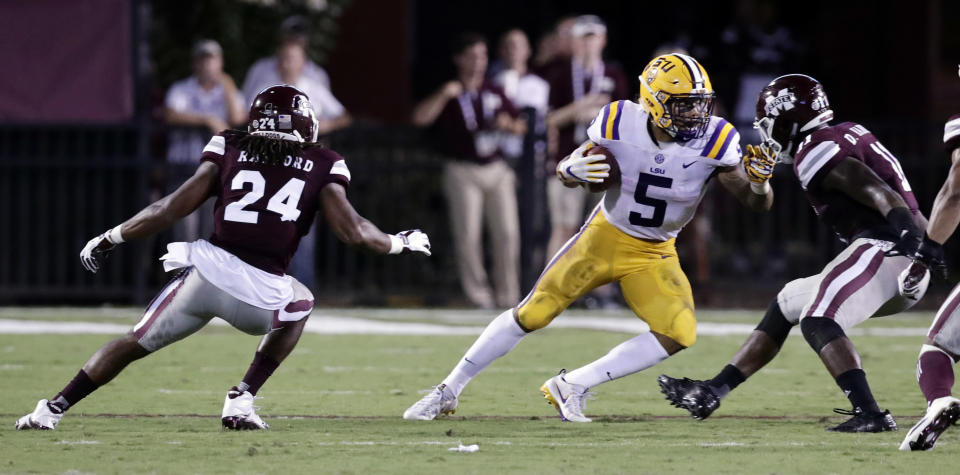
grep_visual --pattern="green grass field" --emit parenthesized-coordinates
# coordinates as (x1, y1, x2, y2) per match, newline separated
(0, 308, 956, 474)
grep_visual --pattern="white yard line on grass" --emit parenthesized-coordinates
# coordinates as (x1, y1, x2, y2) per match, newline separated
(0, 317, 929, 337)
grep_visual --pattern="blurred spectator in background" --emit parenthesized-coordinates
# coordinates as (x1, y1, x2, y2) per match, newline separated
(164, 39, 245, 242)
(243, 38, 352, 135)
(241, 19, 352, 292)
(492, 29, 549, 161)
(492, 28, 551, 289)
(541, 15, 628, 259)
(412, 33, 526, 309)
(242, 16, 331, 95)
(713, 0, 801, 142)
(532, 16, 576, 72)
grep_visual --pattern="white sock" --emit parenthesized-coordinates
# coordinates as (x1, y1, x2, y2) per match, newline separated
(441, 309, 527, 396)
(563, 332, 670, 389)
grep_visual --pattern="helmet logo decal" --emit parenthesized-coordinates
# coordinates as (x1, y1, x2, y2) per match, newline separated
(278, 114, 292, 129)
(811, 93, 830, 112)
(649, 56, 676, 72)
(764, 88, 796, 117)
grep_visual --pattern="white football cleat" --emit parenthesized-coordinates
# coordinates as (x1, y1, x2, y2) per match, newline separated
(540, 370, 592, 423)
(14, 399, 62, 430)
(900, 396, 960, 451)
(403, 384, 458, 420)
(221, 387, 269, 430)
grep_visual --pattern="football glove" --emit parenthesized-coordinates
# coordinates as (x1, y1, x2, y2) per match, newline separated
(912, 235, 948, 280)
(557, 151, 610, 184)
(389, 229, 431, 256)
(742, 144, 776, 184)
(80, 226, 124, 273)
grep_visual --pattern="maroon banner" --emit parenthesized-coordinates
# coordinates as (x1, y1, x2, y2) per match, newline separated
(0, 0, 133, 122)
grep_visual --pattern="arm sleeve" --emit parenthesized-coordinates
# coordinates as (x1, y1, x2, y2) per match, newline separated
(715, 128, 742, 168)
(200, 134, 227, 167)
(793, 139, 845, 190)
(585, 103, 610, 144)
(319, 149, 351, 189)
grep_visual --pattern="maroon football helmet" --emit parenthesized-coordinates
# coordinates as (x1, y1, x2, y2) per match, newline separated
(248, 85, 318, 142)
(754, 74, 833, 163)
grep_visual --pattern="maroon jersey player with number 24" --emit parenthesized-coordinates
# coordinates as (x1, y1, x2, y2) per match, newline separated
(15, 85, 431, 431)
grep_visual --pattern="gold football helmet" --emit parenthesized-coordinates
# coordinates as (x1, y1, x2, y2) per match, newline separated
(638, 53, 715, 141)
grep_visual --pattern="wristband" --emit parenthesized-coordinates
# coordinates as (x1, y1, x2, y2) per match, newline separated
(106, 225, 125, 244)
(388, 234, 403, 254)
(885, 207, 920, 238)
(750, 181, 771, 195)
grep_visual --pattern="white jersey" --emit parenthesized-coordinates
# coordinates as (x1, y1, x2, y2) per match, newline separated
(586, 100, 741, 241)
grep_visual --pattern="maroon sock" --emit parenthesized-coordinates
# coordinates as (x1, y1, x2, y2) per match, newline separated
(238, 352, 281, 396)
(48, 369, 100, 413)
(918, 349, 954, 405)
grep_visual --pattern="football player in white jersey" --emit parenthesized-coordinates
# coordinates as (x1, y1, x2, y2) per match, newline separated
(403, 53, 774, 422)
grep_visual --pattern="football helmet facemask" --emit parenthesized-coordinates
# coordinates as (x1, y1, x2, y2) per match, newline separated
(639, 53, 715, 142)
(248, 84, 319, 142)
(754, 74, 833, 163)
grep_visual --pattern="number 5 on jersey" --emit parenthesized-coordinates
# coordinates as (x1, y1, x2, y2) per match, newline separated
(224, 170, 305, 224)
(629, 172, 673, 227)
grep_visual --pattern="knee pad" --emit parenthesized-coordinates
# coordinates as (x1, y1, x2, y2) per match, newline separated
(755, 300, 794, 349)
(800, 317, 846, 354)
(649, 307, 697, 348)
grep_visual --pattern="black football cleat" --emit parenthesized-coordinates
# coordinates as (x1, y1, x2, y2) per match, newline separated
(826, 408, 897, 433)
(658, 374, 720, 420)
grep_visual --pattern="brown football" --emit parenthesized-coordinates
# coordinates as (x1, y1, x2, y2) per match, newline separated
(585, 145, 621, 192)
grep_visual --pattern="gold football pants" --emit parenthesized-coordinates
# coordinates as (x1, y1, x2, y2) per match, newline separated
(516, 207, 696, 347)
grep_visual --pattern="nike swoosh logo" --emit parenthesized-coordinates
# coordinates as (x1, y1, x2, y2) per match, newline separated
(555, 382, 568, 403)
(682, 161, 697, 168)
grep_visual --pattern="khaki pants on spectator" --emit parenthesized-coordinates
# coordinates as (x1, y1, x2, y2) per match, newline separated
(443, 160, 520, 308)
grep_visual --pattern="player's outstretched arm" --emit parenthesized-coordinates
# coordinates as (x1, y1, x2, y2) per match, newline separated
(80, 162, 220, 272)
(822, 157, 925, 254)
(320, 183, 431, 256)
(716, 160, 774, 212)
(904, 147, 960, 281)
(926, 148, 960, 244)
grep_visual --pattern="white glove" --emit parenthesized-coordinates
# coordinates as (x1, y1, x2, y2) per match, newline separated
(557, 152, 610, 184)
(389, 229, 431, 256)
(80, 225, 124, 273)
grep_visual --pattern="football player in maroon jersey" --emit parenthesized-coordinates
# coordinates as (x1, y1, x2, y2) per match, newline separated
(898, 114, 960, 450)
(660, 74, 928, 432)
(15, 85, 431, 431)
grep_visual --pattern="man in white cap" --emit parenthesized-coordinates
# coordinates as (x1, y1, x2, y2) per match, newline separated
(164, 39, 246, 242)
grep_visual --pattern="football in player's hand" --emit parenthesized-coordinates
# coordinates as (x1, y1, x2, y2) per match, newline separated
(585, 146, 621, 192)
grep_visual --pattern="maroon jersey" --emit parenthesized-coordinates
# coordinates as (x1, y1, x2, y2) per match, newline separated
(431, 81, 519, 164)
(200, 133, 350, 275)
(793, 122, 920, 241)
(541, 58, 629, 164)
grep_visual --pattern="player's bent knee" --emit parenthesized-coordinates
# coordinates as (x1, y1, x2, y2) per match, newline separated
(755, 300, 794, 349)
(516, 294, 564, 331)
(800, 316, 846, 354)
(649, 308, 697, 348)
